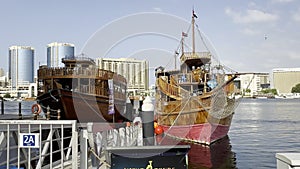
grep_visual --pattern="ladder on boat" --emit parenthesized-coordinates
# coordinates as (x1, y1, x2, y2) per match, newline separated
(157, 77, 190, 100)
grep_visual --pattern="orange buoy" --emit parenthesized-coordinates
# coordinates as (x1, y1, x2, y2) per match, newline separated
(31, 104, 42, 114)
(155, 125, 164, 135)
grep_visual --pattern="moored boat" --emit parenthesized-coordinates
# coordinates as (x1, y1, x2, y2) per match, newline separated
(155, 11, 240, 145)
(36, 56, 127, 123)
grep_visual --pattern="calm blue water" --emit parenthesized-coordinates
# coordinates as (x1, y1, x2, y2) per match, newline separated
(157, 98, 300, 169)
(187, 98, 300, 169)
(229, 98, 300, 169)
(0, 101, 35, 115)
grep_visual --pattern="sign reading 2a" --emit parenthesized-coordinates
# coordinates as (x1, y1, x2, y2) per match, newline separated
(19, 133, 40, 148)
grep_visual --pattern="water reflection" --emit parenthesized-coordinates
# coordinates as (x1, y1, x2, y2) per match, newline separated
(158, 135, 236, 169)
(187, 136, 236, 169)
(0, 101, 35, 115)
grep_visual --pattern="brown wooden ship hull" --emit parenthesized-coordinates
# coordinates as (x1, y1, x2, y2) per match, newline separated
(37, 57, 128, 123)
(156, 95, 235, 144)
(37, 89, 126, 123)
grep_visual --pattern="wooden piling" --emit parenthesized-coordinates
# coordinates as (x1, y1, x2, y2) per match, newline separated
(18, 102, 22, 119)
(1, 98, 3, 115)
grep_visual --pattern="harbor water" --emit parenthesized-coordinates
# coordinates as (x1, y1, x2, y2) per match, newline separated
(0, 101, 35, 115)
(163, 98, 300, 169)
(228, 98, 300, 169)
(1, 99, 300, 168)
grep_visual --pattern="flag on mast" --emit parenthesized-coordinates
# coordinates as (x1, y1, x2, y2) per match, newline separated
(182, 32, 188, 37)
(193, 10, 198, 18)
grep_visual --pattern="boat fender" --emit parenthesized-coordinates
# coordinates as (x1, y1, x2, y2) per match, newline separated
(31, 104, 42, 114)
(155, 125, 164, 135)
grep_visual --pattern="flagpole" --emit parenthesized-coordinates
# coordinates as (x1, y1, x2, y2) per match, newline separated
(192, 10, 195, 54)
(174, 52, 177, 69)
(181, 36, 184, 55)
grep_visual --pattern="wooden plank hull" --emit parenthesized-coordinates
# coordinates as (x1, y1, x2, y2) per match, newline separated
(37, 89, 126, 123)
(160, 119, 232, 145)
(156, 95, 235, 145)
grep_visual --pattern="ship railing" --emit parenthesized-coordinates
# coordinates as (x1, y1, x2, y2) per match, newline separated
(172, 72, 201, 84)
(62, 56, 96, 64)
(38, 67, 127, 84)
(157, 77, 190, 99)
(94, 86, 107, 96)
(78, 85, 125, 100)
(156, 96, 210, 114)
(170, 75, 178, 85)
(180, 52, 211, 63)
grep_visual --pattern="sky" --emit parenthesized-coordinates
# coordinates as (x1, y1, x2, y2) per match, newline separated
(1, 0, 300, 83)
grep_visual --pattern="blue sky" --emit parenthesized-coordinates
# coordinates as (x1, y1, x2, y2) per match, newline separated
(1, 0, 300, 78)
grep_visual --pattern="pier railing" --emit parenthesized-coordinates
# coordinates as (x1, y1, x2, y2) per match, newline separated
(38, 67, 127, 84)
(0, 120, 78, 169)
(79, 122, 143, 168)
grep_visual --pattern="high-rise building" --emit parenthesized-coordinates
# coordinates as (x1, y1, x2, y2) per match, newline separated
(273, 68, 300, 94)
(96, 58, 149, 95)
(9, 46, 34, 90)
(235, 73, 270, 96)
(0, 68, 4, 77)
(47, 42, 75, 67)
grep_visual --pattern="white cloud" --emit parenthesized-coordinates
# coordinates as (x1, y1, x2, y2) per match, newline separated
(292, 8, 300, 21)
(288, 51, 300, 60)
(225, 8, 279, 24)
(241, 28, 260, 35)
(153, 7, 162, 12)
(248, 2, 258, 8)
(272, 0, 295, 3)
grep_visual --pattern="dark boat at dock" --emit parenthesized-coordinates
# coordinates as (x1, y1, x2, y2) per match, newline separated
(36, 56, 127, 123)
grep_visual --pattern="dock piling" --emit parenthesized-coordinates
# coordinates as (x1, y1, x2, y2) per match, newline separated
(140, 96, 155, 146)
(1, 98, 3, 115)
(18, 102, 22, 119)
(125, 97, 133, 121)
(80, 129, 88, 169)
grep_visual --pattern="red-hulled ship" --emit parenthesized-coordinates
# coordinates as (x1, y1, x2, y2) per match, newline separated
(155, 11, 239, 145)
(36, 56, 127, 123)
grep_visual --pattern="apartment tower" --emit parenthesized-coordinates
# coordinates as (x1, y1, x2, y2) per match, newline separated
(47, 42, 75, 67)
(8, 46, 34, 90)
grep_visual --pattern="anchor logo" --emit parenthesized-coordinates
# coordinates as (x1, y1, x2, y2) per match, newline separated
(146, 160, 153, 169)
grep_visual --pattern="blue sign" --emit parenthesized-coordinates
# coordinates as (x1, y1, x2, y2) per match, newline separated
(19, 133, 39, 148)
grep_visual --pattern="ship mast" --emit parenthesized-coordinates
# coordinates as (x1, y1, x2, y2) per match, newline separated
(192, 10, 196, 54)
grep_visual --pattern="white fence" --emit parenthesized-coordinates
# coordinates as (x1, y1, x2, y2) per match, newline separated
(81, 122, 143, 168)
(0, 120, 78, 169)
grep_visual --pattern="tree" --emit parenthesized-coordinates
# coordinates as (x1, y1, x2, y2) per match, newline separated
(3, 93, 11, 98)
(291, 83, 300, 93)
(261, 88, 278, 95)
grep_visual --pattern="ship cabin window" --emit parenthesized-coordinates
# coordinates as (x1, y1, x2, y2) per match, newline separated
(192, 89, 203, 96)
(179, 74, 187, 83)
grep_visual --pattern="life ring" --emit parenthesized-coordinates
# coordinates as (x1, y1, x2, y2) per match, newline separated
(31, 104, 42, 114)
